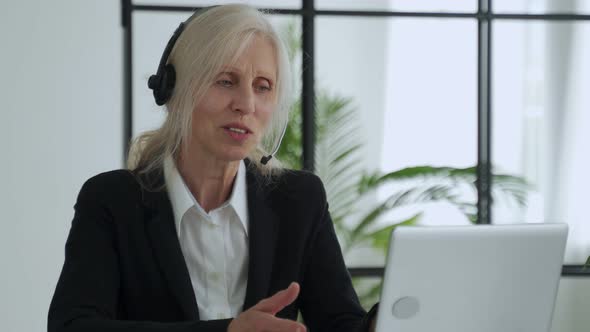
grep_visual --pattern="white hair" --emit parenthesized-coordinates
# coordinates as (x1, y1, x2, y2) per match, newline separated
(127, 4, 293, 187)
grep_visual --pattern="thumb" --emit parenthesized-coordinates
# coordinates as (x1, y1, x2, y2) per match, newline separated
(254, 282, 300, 315)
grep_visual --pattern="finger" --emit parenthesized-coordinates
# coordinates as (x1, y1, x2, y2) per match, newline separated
(254, 282, 300, 315)
(259, 314, 307, 332)
(254, 282, 299, 315)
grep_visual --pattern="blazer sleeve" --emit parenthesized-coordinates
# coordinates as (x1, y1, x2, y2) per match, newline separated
(47, 177, 231, 332)
(297, 175, 377, 332)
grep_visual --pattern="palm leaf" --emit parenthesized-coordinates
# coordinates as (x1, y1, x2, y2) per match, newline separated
(359, 166, 529, 214)
(363, 213, 422, 252)
(358, 281, 383, 310)
(314, 91, 364, 235)
(347, 188, 427, 248)
(276, 96, 302, 169)
(358, 166, 476, 195)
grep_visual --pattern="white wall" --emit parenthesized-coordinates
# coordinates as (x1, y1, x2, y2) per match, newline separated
(0, 1, 122, 331)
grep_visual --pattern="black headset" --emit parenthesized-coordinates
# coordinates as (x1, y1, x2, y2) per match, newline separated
(147, 21, 188, 106)
(147, 7, 285, 165)
(148, 6, 218, 106)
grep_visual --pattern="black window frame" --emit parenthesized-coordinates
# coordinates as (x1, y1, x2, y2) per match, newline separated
(120, 0, 590, 277)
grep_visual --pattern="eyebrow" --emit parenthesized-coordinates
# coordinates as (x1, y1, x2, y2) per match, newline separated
(219, 67, 276, 81)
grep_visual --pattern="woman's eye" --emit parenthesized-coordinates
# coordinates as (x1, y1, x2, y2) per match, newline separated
(256, 85, 271, 92)
(217, 79, 233, 87)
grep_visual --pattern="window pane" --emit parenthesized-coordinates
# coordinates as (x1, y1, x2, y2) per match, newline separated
(133, 12, 190, 137)
(132, 12, 300, 136)
(494, 0, 590, 14)
(492, 21, 590, 264)
(316, 17, 477, 267)
(317, 0, 476, 12)
(133, 0, 301, 9)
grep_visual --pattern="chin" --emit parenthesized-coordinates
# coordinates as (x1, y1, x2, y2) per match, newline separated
(216, 148, 252, 162)
(207, 139, 258, 162)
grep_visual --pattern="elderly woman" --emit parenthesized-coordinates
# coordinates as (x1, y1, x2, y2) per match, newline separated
(48, 4, 377, 332)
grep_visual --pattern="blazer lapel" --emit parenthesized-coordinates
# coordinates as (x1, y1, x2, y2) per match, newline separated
(243, 168, 280, 310)
(140, 171, 200, 321)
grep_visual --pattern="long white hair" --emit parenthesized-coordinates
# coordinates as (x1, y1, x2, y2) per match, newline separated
(127, 4, 293, 188)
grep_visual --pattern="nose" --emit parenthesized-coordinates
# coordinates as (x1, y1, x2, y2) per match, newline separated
(231, 84, 255, 115)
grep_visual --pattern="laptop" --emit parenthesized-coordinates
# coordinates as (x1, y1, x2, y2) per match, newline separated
(375, 223, 568, 332)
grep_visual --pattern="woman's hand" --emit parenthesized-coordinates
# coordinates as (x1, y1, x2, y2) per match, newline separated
(228, 282, 306, 332)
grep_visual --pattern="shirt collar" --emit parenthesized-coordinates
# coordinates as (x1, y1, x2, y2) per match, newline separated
(163, 155, 249, 236)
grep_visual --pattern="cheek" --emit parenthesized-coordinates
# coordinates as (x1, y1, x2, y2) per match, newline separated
(190, 108, 207, 131)
(192, 99, 221, 125)
(193, 87, 227, 115)
(257, 106, 275, 130)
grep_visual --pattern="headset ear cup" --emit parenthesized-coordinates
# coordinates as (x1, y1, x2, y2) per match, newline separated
(159, 64, 176, 105)
(150, 64, 176, 106)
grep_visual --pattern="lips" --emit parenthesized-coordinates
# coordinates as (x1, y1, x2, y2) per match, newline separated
(222, 123, 252, 142)
(227, 127, 247, 134)
(222, 123, 252, 134)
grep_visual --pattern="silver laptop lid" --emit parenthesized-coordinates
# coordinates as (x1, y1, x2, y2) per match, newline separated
(376, 223, 568, 332)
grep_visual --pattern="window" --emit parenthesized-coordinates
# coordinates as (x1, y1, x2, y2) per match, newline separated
(492, 20, 590, 264)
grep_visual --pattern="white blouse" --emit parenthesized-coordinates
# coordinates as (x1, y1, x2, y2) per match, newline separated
(163, 156, 249, 320)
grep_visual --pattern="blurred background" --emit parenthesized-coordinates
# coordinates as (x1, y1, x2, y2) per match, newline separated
(1, 0, 589, 331)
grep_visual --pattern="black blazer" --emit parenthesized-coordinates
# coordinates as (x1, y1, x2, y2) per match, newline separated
(48, 162, 375, 332)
